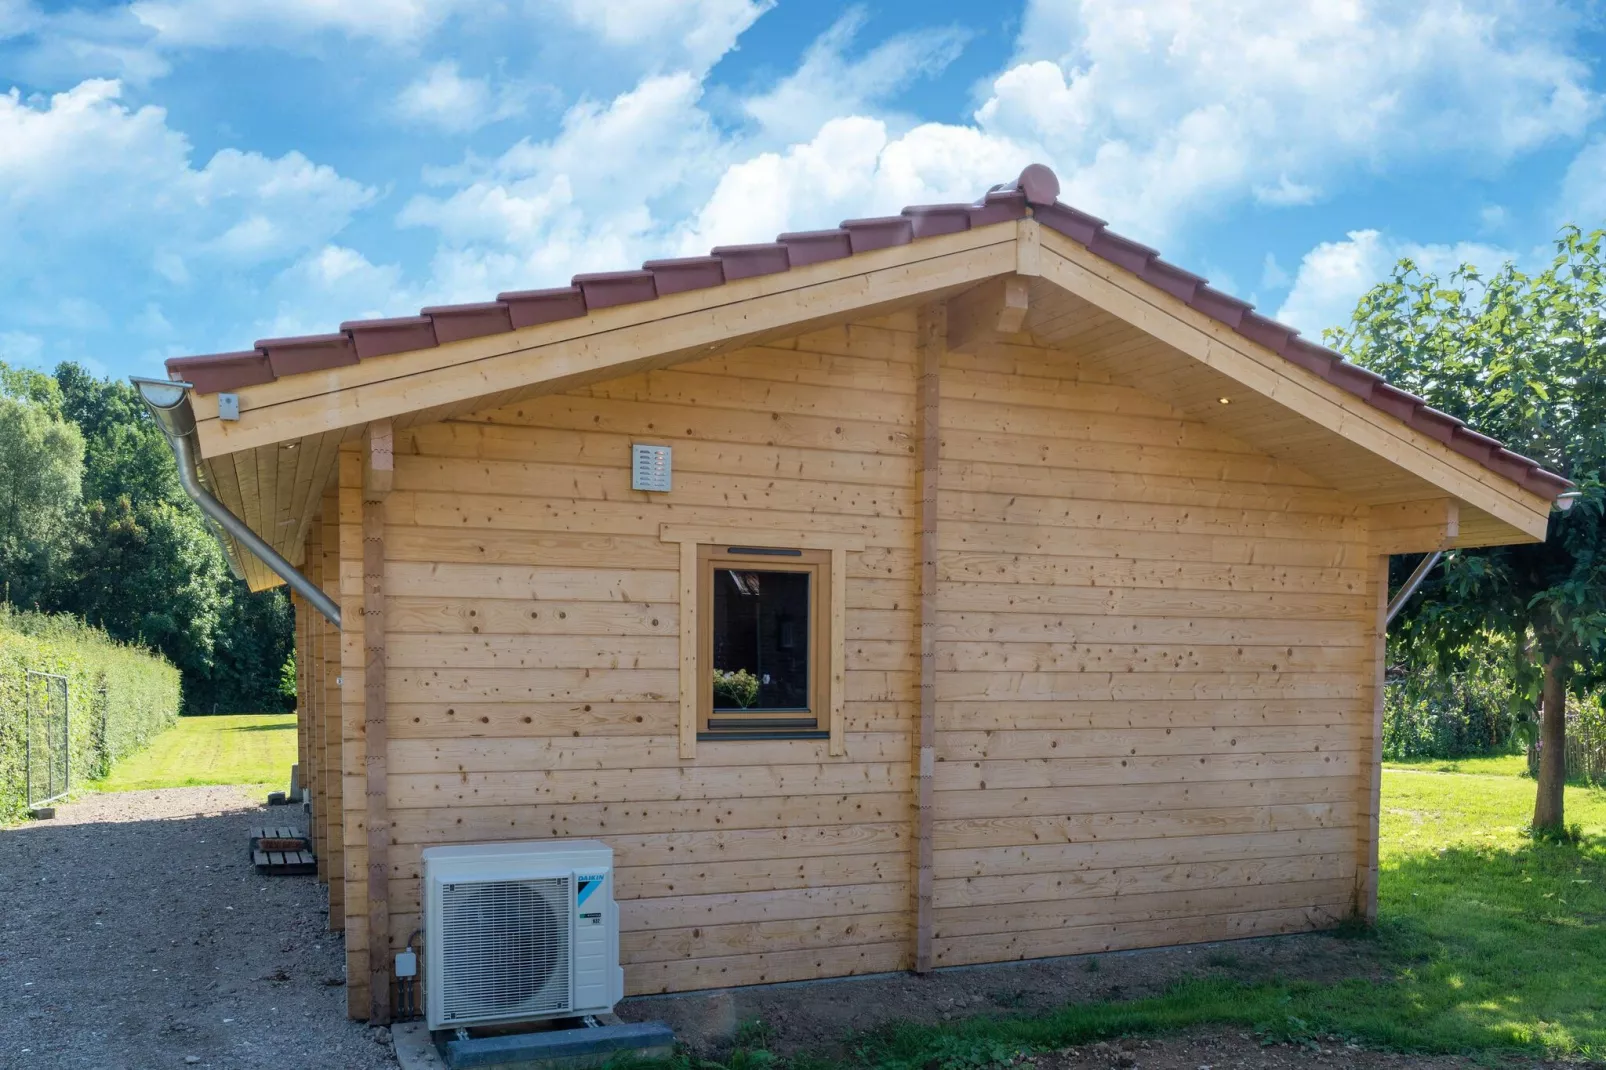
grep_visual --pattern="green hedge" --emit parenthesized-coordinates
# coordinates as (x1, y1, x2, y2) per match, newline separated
(1, 605, 180, 820)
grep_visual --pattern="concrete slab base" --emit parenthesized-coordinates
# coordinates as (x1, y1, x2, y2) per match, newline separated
(392, 1016, 675, 1070)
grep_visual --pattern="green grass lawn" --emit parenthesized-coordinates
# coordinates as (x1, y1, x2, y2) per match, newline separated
(666, 764, 1606, 1069)
(1383, 752, 1531, 777)
(90, 712, 296, 794)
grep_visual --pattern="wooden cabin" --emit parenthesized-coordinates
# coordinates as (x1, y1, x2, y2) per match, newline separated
(161, 164, 1567, 1022)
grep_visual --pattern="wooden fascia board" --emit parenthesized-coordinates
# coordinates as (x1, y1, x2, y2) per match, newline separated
(192, 224, 1022, 459)
(1035, 227, 1551, 543)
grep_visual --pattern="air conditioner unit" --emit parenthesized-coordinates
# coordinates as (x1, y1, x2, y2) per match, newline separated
(422, 840, 623, 1032)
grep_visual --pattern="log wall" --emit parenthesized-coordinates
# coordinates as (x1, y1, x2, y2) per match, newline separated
(311, 310, 1381, 1015)
(339, 316, 924, 1001)
(927, 340, 1371, 965)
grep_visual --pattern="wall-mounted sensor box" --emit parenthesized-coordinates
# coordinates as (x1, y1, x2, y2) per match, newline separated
(632, 444, 672, 492)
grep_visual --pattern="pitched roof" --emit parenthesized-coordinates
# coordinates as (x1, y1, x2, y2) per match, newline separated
(166, 163, 1570, 501)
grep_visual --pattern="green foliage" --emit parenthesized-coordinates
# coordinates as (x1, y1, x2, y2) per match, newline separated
(1331, 230, 1606, 673)
(0, 393, 85, 607)
(713, 668, 762, 709)
(1383, 656, 1518, 760)
(0, 604, 179, 820)
(1331, 227, 1606, 828)
(279, 652, 298, 705)
(0, 360, 293, 714)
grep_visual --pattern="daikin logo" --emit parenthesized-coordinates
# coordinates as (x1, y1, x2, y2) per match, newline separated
(576, 875, 605, 905)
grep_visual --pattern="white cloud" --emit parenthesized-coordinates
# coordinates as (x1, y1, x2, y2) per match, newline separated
(258, 245, 414, 338)
(1253, 175, 1321, 208)
(129, 0, 467, 46)
(0, 77, 375, 362)
(0, 81, 372, 259)
(679, 118, 1031, 254)
(1275, 229, 1516, 338)
(1558, 138, 1606, 227)
(397, 61, 524, 133)
(0, 330, 45, 367)
(1260, 253, 1288, 290)
(550, 0, 771, 74)
(400, 72, 728, 297)
(974, 0, 1597, 241)
(742, 8, 968, 144)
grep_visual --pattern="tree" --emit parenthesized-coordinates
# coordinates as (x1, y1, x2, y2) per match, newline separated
(0, 360, 296, 715)
(1330, 225, 1606, 834)
(62, 496, 230, 684)
(0, 393, 84, 607)
(55, 363, 182, 509)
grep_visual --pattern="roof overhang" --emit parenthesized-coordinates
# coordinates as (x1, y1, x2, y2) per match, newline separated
(177, 215, 1556, 591)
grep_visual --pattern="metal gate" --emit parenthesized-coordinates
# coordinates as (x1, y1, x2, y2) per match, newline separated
(26, 671, 69, 809)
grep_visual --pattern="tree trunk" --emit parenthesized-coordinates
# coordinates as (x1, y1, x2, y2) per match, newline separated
(1533, 654, 1568, 833)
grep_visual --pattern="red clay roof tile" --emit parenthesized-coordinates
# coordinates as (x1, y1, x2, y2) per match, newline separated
(497, 286, 586, 329)
(421, 301, 514, 343)
(643, 256, 726, 296)
(342, 315, 438, 360)
(777, 229, 853, 267)
(709, 242, 791, 280)
(165, 164, 1569, 499)
(255, 333, 356, 378)
(166, 350, 274, 394)
(573, 270, 657, 310)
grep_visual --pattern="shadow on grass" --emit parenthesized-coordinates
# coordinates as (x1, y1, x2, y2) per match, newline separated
(227, 723, 296, 732)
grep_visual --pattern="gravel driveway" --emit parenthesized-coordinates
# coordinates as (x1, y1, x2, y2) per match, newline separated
(0, 787, 397, 1070)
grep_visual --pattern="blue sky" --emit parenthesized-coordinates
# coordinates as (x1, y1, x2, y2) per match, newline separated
(2, 0, 1604, 381)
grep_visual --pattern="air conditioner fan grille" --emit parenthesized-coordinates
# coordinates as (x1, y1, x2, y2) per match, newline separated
(439, 877, 570, 1021)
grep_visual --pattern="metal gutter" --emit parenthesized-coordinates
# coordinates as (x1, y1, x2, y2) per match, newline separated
(130, 377, 342, 628)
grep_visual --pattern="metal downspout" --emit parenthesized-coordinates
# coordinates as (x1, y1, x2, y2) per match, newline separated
(130, 377, 342, 628)
(1385, 550, 1443, 627)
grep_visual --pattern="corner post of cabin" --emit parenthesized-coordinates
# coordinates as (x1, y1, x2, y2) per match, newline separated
(336, 444, 366, 1015)
(306, 520, 327, 869)
(1356, 553, 1389, 923)
(321, 487, 345, 930)
(913, 301, 943, 973)
(362, 420, 394, 1024)
(292, 592, 307, 800)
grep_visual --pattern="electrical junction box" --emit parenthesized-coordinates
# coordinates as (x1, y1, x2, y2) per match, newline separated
(632, 444, 672, 492)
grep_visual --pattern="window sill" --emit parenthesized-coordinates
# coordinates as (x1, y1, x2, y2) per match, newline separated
(697, 730, 830, 742)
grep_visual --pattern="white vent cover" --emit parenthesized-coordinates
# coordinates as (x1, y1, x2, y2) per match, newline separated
(631, 444, 672, 492)
(423, 840, 622, 1031)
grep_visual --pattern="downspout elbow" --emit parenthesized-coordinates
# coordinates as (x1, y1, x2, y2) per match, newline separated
(130, 377, 341, 629)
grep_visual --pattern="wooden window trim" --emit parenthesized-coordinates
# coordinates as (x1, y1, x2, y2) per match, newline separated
(698, 546, 829, 739)
(660, 525, 856, 759)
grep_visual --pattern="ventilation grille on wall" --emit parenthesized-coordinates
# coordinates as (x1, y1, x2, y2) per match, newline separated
(438, 877, 571, 1022)
(632, 444, 672, 492)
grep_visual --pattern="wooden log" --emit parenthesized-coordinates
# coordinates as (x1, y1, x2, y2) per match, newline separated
(364, 421, 393, 1024)
(914, 302, 941, 972)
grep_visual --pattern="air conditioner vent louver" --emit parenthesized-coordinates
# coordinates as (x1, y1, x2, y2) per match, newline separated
(423, 839, 623, 1031)
(439, 878, 571, 1021)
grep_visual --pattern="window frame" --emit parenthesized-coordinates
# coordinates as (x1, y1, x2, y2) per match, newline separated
(660, 524, 861, 759)
(696, 545, 831, 740)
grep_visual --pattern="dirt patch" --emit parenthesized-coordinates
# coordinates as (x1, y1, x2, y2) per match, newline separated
(622, 933, 1379, 1061)
(0, 787, 396, 1069)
